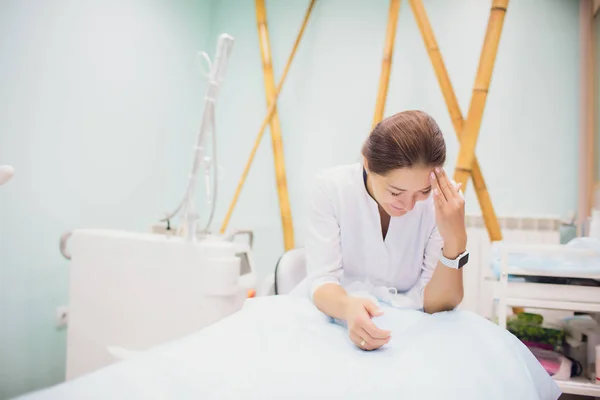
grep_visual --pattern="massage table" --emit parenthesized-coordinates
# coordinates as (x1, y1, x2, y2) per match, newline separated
(18, 294, 560, 400)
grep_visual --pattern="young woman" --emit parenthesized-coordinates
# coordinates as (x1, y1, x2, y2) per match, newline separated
(304, 110, 468, 351)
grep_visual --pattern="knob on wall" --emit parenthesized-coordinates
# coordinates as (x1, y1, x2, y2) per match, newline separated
(0, 165, 14, 186)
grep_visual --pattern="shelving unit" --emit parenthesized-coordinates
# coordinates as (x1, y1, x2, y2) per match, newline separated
(496, 244, 600, 397)
(504, 298, 600, 313)
(554, 377, 600, 397)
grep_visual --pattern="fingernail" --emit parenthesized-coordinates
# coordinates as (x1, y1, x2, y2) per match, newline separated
(435, 167, 440, 173)
(430, 172, 435, 180)
(434, 188, 439, 196)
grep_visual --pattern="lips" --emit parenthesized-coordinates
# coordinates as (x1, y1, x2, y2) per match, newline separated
(390, 204, 405, 212)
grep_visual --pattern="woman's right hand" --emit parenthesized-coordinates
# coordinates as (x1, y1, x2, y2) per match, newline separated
(343, 297, 391, 351)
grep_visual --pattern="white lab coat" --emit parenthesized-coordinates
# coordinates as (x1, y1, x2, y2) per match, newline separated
(302, 163, 443, 306)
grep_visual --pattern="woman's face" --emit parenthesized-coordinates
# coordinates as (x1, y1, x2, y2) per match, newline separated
(365, 164, 434, 217)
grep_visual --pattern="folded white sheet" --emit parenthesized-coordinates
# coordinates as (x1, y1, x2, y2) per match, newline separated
(490, 237, 600, 278)
(18, 296, 561, 400)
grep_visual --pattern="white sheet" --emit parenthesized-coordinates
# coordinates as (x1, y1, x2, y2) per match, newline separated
(18, 296, 561, 400)
(491, 238, 600, 278)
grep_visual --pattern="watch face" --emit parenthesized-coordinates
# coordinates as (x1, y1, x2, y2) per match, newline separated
(458, 253, 469, 268)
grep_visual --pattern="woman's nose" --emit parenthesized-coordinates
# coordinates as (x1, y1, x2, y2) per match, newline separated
(403, 198, 416, 211)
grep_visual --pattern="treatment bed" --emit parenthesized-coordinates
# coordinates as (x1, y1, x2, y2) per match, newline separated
(18, 295, 560, 400)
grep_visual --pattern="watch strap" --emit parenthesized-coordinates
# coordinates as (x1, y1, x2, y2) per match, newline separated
(439, 249, 469, 269)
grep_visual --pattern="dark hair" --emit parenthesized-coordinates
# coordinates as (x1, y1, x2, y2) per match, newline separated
(361, 110, 446, 175)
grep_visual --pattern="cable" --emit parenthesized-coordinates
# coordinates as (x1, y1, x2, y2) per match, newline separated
(202, 105, 218, 232)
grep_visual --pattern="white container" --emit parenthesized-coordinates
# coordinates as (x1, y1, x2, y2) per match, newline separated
(587, 331, 600, 379)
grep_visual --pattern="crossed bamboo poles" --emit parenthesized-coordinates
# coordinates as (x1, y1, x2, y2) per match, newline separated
(412, 0, 508, 241)
(219, 0, 316, 249)
(220, 0, 508, 246)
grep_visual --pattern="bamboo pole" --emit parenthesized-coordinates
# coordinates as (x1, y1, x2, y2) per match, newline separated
(592, 11, 600, 190)
(453, 0, 509, 190)
(219, 0, 316, 235)
(372, 0, 401, 128)
(579, 0, 595, 234)
(409, 0, 502, 242)
(590, 4, 597, 212)
(255, 0, 295, 250)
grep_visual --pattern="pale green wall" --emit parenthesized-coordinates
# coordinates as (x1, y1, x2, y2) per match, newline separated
(0, 0, 583, 398)
(0, 0, 212, 398)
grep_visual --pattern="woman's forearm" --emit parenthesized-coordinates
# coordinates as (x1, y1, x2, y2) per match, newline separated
(423, 256, 464, 313)
(312, 283, 351, 320)
(425, 168, 466, 313)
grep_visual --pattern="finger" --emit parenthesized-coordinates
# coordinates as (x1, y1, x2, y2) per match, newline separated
(352, 329, 387, 351)
(350, 331, 379, 351)
(363, 301, 384, 318)
(434, 168, 456, 200)
(432, 186, 444, 210)
(360, 327, 391, 349)
(434, 168, 454, 199)
(361, 318, 391, 340)
(455, 182, 464, 199)
(449, 179, 461, 198)
(349, 331, 367, 349)
(430, 171, 446, 203)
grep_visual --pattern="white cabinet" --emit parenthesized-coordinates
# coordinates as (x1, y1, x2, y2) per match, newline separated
(496, 244, 600, 397)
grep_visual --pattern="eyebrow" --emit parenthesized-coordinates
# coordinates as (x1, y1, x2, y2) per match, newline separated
(388, 184, 432, 192)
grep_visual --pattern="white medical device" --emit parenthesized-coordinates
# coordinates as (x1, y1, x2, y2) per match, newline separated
(0, 165, 14, 186)
(62, 229, 251, 379)
(162, 33, 234, 241)
(57, 33, 261, 380)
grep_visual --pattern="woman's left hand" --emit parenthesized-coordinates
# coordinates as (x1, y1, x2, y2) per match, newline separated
(430, 168, 467, 258)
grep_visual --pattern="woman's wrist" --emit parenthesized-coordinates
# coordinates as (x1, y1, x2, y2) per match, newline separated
(314, 284, 353, 321)
(341, 295, 353, 321)
(442, 236, 467, 259)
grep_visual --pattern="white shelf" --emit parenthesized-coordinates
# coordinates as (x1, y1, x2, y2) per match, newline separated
(505, 266, 600, 280)
(554, 376, 600, 396)
(505, 297, 600, 313)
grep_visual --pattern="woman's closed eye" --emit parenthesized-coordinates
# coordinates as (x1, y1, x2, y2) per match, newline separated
(388, 186, 431, 197)
(389, 189, 430, 197)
